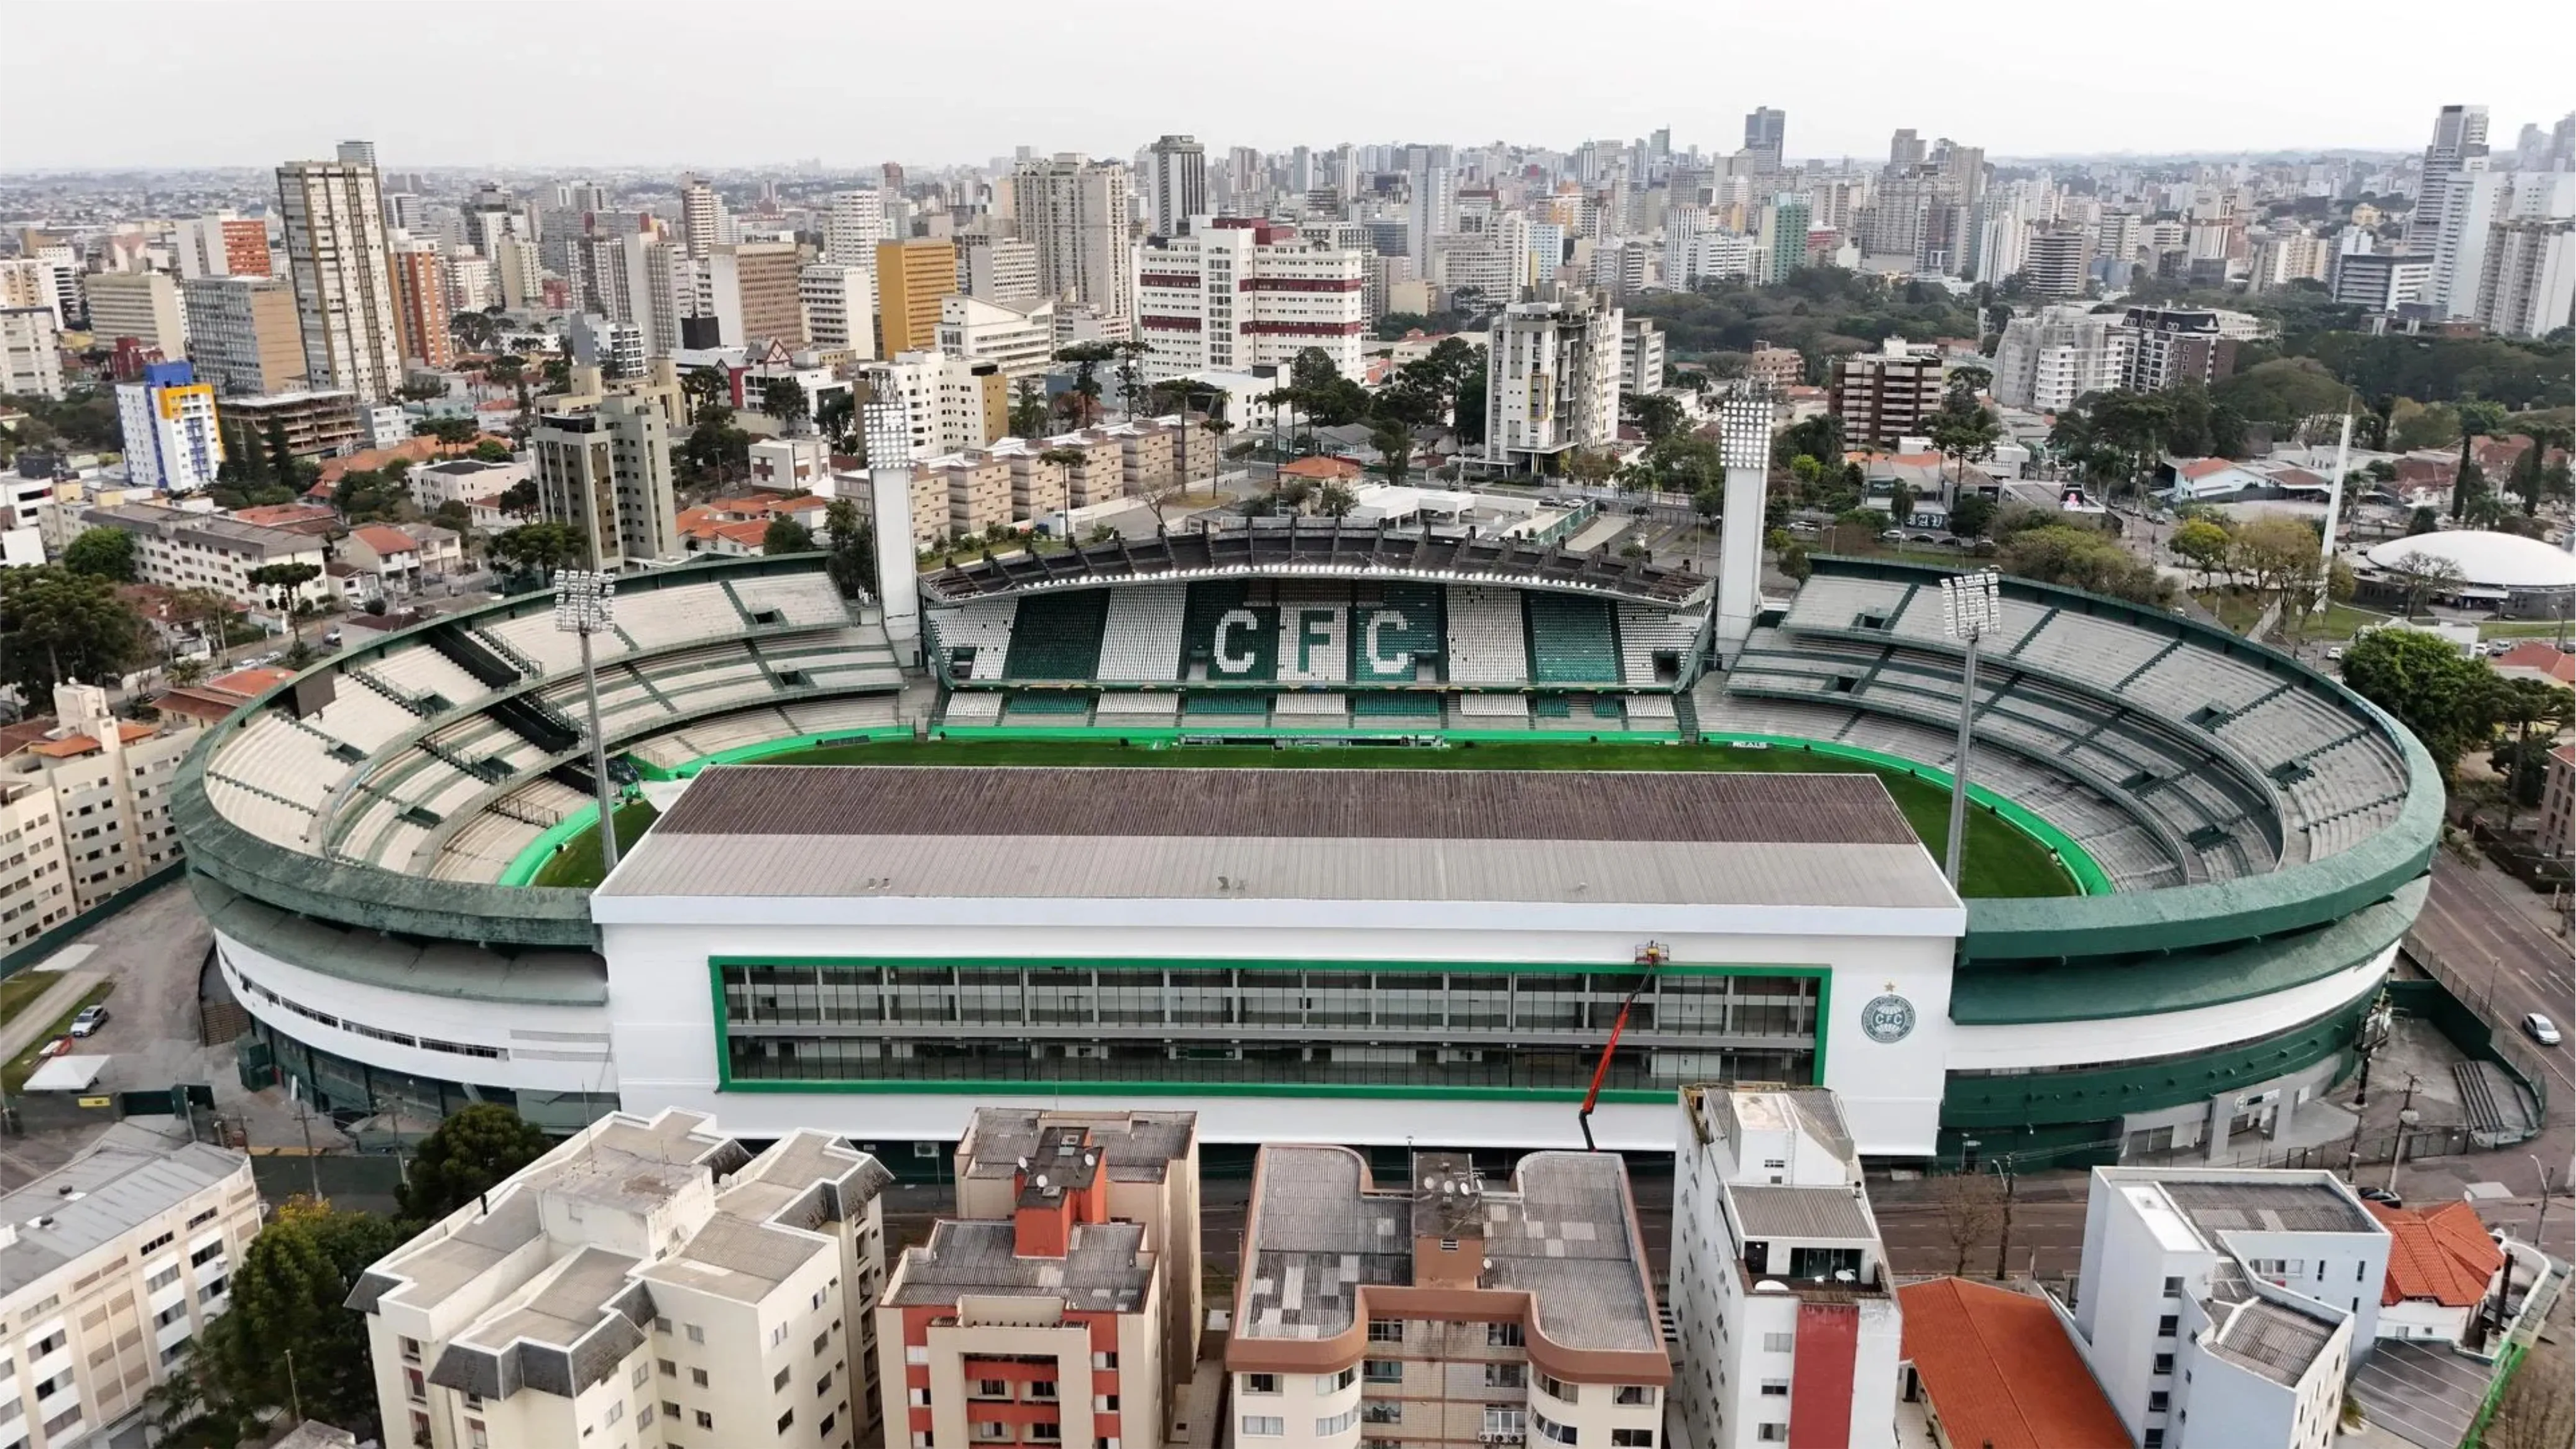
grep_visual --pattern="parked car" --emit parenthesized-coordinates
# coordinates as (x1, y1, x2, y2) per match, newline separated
(2524, 1013, 2562, 1047)
(68, 1005, 108, 1037)
(38, 1036, 72, 1058)
(2325, 646, 2345, 661)
(2358, 1187, 2402, 1207)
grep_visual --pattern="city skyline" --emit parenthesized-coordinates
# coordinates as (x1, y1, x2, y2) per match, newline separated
(6, 0, 2569, 172)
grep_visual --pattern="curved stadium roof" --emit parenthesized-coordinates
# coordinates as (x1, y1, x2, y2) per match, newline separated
(2365, 531, 2576, 591)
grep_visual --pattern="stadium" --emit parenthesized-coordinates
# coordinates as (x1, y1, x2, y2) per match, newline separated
(170, 521, 2441, 1166)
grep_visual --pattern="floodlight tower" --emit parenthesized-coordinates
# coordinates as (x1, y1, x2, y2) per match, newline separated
(554, 569, 624, 875)
(1714, 387, 1774, 661)
(1937, 566, 2002, 887)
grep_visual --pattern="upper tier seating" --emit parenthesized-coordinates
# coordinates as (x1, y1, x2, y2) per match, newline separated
(1445, 586, 1529, 685)
(1005, 591, 1111, 680)
(927, 600, 1018, 681)
(1096, 585, 1188, 682)
(1524, 594, 1621, 684)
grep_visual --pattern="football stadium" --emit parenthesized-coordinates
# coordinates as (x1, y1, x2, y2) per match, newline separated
(170, 520, 2441, 1166)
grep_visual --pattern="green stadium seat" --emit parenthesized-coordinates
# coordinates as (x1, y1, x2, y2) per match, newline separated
(1004, 591, 1110, 679)
(1182, 581, 1278, 682)
(1525, 594, 1622, 684)
(1350, 584, 1444, 683)
(1003, 691, 1092, 715)
(1532, 694, 1575, 719)
(1182, 692, 1272, 717)
(1352, 692, 1442, 719)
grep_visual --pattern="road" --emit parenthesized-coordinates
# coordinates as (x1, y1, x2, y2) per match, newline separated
(2412, 858, 2576, 1123)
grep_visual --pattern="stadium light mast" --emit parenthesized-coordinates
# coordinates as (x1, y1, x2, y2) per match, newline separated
(1938, 567, 2002, 888)
(2314, 410, 2354, 616)
(554, 569, 623, 876)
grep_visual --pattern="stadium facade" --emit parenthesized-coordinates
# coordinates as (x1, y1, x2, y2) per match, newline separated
(171, 525, 2440, 1165)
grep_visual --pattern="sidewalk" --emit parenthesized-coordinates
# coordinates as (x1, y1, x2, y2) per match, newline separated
(0, 968, 106, 1065)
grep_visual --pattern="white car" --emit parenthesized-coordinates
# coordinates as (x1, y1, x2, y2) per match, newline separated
(2524, 1014, 2562, 1047)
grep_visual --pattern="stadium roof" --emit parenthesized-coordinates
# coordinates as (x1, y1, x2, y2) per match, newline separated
(2364, 531, 2576, 591)
(592, 766, 1958, 916)
(918, 520, 1712, 608)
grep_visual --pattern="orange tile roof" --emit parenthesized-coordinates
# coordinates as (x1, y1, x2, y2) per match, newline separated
(2368, 1201, 2502, 1308)
(1897, 1278, 2130, 1449)
(1280, 456, 1364, 480)
(318, 437, 446, 483)
(2491, 642, 2575, 684)
(232, 503, 340, 527)
(349, 523, 420, 555)
(22, 722, 159, 759)
(208, 666, 292, 696)
(712, 519, 773, 547)
(2180, 458, 2240, 480)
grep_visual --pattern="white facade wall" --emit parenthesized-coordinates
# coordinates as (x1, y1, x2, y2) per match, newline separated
(1136, 220, 1367, 382)
(1, 306, 65, 400)
(800, 264, 878, 357)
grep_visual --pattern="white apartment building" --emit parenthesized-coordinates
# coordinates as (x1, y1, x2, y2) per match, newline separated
(277, 156, 405, 402)
(1231, 1146, 1669, 1449)
(1135, 217, 1368, 382)
(1670, 1085, 1898, 1449)
(1621, 317, 1666, 395)
(1484, 285, 1622, 476)
(824, 189, 886, 266)
(354, 1109, 893, 1449)
(957, 235, 1040, 305)
(2468, 170, 2576, 339)
(1, 307, 65, 400)
(79, 502, 330, 611)
(2427, 166, 2514, 318)
(0, 1120, 260, 1449)
(2059, 1168, 2388, 1449)
(1992, 305, 2134, 413)
(0, 259, 63, 324)
(799, 264, 877, 357)
(114, 361, 223, 494)
(0, 776, 75, 950)
(1146, 134, 1208, 238)
(858, 351, 1008, 465)
(1008, 154, 1136, 320)
(182, 275, 306, 395)
(2, 683, 199, 914)
(81, 271, 188, 358)
(934, 294, 1054, 382)
(448, 249, 495, 313)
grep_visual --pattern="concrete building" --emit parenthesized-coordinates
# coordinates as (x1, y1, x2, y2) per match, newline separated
(183, 275, 307, 395)
(1484, 285, 1622, 476)
(1136, 218, 1368, 382)
(531, 392, 681, 569)
(1009, 154, 1136, 320)
(1992, 305, 2132, 413)
(2, 305, 67, 400)
(2413, 104, 2491, 255)
(353, 1109, 893, 1449)
(1621, 317, 1666, 395)
(389, 239, 454, 370)
(709, 242, 805, 350)
(0, 773, 75, 949)
(2118, 306, 2239, 394)
(957, 235, 1041, 306)
(824, 189, 886, 266)
(1146, 134, 1208, 239)
(2060, 1168, 2387, 1449)
(2541, 744, 2574, 862)
(2473, 214, 2576, 338)
(857, 350, 1008, 466)
(1231, 1144, 1668, 1449)
(81, 270, 188, 358)
(78, 500, 331, 612)
(0, 259, 62, 323)
(2024, 224, 2095, 301)
(174, 213, 272, 280)
(935, 294, 1055, 382)
(1829, 338, 1943, 449)
(1670, 1085, 1898, 1449)
(799, 264, 877, 357)
(114, 359, 223, 494)
(0, 1120, 260, 1449)
(2330, 249, 2436, 313)
(1757, 193, 1812, 285)
(1, 683, 201, 912)
(218, 389, 363, 459)
(876, 239, 955, 357)
(277, 155, 405, 402)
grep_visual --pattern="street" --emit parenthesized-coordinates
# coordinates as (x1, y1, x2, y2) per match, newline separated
(2412, 858, 2576, 1126)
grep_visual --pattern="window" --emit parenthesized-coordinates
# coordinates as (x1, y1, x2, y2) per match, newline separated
(1759, 1380, 1789, 1397)
(661, 1359, 676, 1377)
(1612, 1433, 1654, 1448)
(1318, 1367, 1355, 1394)
(655, 1317, 673, 1334)
(693, 1368, 711, 1388)
(1535, 1372, 1576, 1404)
(775, 1368, 793, 1392)
(1366, 1318, 1404, 1343)
(1484, 1409, 1528, 1439)
(2145, 1433, 2165, 1449)
(398, 1335, 421, 1363)
(1363, 1360, 1402, 1384)
(1317, 1410, 1360, 1435)
(1243, 1373, 1279, 1395)
(1534, 1410, 1579, 1445)
(2161, 1276, 2183, 1296)
(816, 1332, 831, 1355)
(1030, 1380, 1057, 1401)
(664, 1403, 681, 1420)
(1488, 1322, 1524, 1348)
(2148, 1391, 2169, 1413)
(696, 1410, 714, 1430)
(778, 1410, 795, 1432)
(633, 1363, 651, 1389)
(1761, 1332, 1795, 1353)
(140, 1231, 175, 1255)
(1362, 1402, 1401, 1424)
(1484, 1363, 1525, 1389)
(686, 1323, 706, 1344)
(975, 1381, 1010, 1399)
(605, 1402, 625, 1426)
(2156, 1315, 2179, 1338)
(1614, 1386, 1655, 1407)
(1756, 1427, 1788, 1445)
(2153, 1353, 2174, 1375)
(1240, 1416, 1285, 1437)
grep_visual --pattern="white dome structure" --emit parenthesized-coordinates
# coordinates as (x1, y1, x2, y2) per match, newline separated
(2365, 531, 2576, 592)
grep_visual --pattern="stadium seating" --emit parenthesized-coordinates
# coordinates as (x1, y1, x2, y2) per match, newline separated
(777, 696, 901, 735)
(1094, 692, 1180, 723)
(1525, 594, 1622, 684)
(1183, 692, 1271, 718)
(1182, 582, 1277, 682)
(1445, 586, 1529, 685)
(927, 599, 1018, 681)
(941, 692, 1005, 725)
(727, 573, 850, 628)
(1618, 606, 1703, 686)
(1097, 585, 1187, 681)
(612, 581, 742, 651)
(1273, 692, 1348, 716)
(1351, 692, 1442, 720)
(362, 645, 489, 711)
(1004, 591, 1111, 680)
(1456, 693, 1530, 723)
(480, 608, 629, 675)
(306, 685, 419, 753)
(1351, 584, 1443, 683)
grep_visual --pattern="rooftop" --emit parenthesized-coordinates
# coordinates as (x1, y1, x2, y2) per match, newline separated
(2156, 1177, 2378, 1239)
(2367, 1201, 2503, 1309)
(1897, 1277, 2129, 1449)
(2203, 1284, 2339, 1387)
(0, 1121, 246, 1299)
(883, 1220, 1154, 1312)
(961, 1109, 1195, 1186)
(596, 766, 1957, 914)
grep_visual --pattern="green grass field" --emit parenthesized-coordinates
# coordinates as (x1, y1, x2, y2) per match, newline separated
(525, 738, 2079, 898)
(3, 982, 113, 1093)
(0, 970, 61, 1027)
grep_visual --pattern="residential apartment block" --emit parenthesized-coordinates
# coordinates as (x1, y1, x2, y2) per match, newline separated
(181, 277, 306, 395)
(936, 295, 1056, 383)
(532, 393, 681, 569)
(1, 306, 65, 400)
(1992, 305, 2132, 413)
(218, 389, 363, 459)
(0, 775, 74, 951)
(1484, 286, 1622, 476)
(0, 684, 199, 913)
(352, 1110, 894, 1449)
(876, 241, 956, 357)
(1136, 218, 1368, 382)
(78, 502, 331, 611)
(81, 271, 188, 359)
(1670, 1085, 1898, 1449)
(1008, 154, 1136, 321)
(711, 242, 806, 349)
(1231, 1145, 1669, 1449)
(0, 1120, 260, 1449)
(800, 264, 877, 357)
(174, 213, 272, 280)
(114, 360, 223, 494)
(1829, 338, 1943, 450)
(277, 155, 405, 402)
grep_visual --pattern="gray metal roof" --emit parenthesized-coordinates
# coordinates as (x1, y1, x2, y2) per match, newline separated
(884, 1220, 1154, 1312)
(2206, 1294, 2338, 1386)
(0, 1124, 247, 1298)
(2161, 1179, 2376, 1238)
(962, 1110, 1197, 1185)
(1727, 1184, 1879, 1243)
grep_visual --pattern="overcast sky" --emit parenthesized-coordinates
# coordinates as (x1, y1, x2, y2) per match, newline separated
(6, 0, 2569, 173)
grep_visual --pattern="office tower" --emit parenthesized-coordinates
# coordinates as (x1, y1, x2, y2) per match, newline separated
(707, 241, 805, 347)
(1745, 106, 1787, 167)
(174, 213, 270, 280)
(387, 238, 453, 370)
(2413, 104, 2491, 247)
(1890, 127, 1926, 165)
(2428, 165, 2513, 316)
(182, 275, 306, 394)
(1136, 217, 1368, 380)
(824, 188, 885, 265)
(334, 139, 376, 168)
(1405, 144, 1455, 272)
(2024, 223, 2095, 299)
(80, 270, 188, 357)
(1484, 285, 1621, 476)
(679, 173, 721, 260)
(1146, 134, 1208, 237)
(957, 234, 1040, 304)
(1757, 192, 1811, 283)
(799, 262, 877, 356)
(531, 393, 679, 567)
(875, 238, 957, 355)
(277, 152, 405, 401)
(1008, 154, 1136, 319)
(114, 359, 223, 492)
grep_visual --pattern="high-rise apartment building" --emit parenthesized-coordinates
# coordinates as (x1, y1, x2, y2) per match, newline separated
(605, 232, 680, 355)
(708, 242, 806, 348)
(0, 1120, 260, 1448)
(116, 360, 223, 493)
(1, 306, 66, 399)
(935, 294, 1056, 382)
(0, 773, 75, 949)
(355, 1110, 893, 1449)
(1621, 317, 1665, 394)
(875, 239, 956, 356)
(957, 235, 1040, 305)
(2427, 165, 2513, 316)
(1135, 217, 1368, 381)
(2017, 223, 2092, 300)
(175, 213, 272, 280)
(1829, 338, 1944, 448)
(1670, 1085, 1898, 1449)
(532, 390, 680, 569)
(2411, 104, 2491, 249)
(799, 264, 877, 357)
(1146, 134, 1208, 238)
(81, 270, 188, 358)
(1, 682, 203, 910)
(1008, 154, 1136, 319)
(824, 189, 886, 265)
(679, 174, 723, 261)
(1405, 144, 1456, 274)
(1992, 305, 2133, 413)
(388, 239, 454, 370)
(277, 151, 405, 402)
(2117, 306, 2239, 393)
(1231, 1145, 1668, 1449)
(2468, 170, 2576, 337)
(1744, 106, 1787, 167)
(1484, 285, 1622, 476)
(1757, 193, 1811, 285)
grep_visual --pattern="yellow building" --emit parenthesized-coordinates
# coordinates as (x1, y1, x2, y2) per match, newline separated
(875, 239, 956, 355)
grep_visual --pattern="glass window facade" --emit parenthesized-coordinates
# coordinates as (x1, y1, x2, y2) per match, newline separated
(717, 961, 1822, 1092)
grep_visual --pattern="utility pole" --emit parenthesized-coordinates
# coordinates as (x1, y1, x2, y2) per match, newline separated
(2385, 1074, 2422, 1195)
(296, 1097, 321, 1201)
(1992, 1155, 2018, 1281)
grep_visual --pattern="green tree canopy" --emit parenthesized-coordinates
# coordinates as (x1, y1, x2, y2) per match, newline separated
(1, 565, 147, 697)
(471, 438, 514, 463)
(822, 498, 874, 599)
(61, 527, 137, 582)
(209, 1201, 406, 1430)
(763, 516, 817, 554)
(489, 521, 588, 577)
(2171, 517, 2233, 583)
(2339, 628, 2500, 783)
(1997, 524, 2173, 606)
(398, 1104, 552, 1221)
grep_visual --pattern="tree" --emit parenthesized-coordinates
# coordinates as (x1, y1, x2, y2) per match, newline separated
(332, 467, 413, 524)
(61, 527, 137, 582)
(264, 418, 297, 486)
(489, 522, 588, 578)
(0, 566, 147, 697)
(2483, 1341, 2576, 1449)
(471, 438, 514, 463)
(1368, 421, 1414, 488)
(497, 477, 539, 518)
(1452, 359, 1488, 446)
(1561, 448, 1621, 487)
(1774, 413, 1844, 471)
(1778, 542, 1813, 582)
(398, 1103, 551, 1221)
(1946, 492, 1997, 541)
(420, 415, 479, 449)
(1622, 391, 1684, 443)
(2171, 517, 2233, 585)
(2339, 627, 2501, 783)
(244, 562, 322, 619)
(2230, 516, 2326, 620)
(211, 1200, 405, 1430)
(822, 498, 874, 599)
(164, 586, 238, 665)
(1316, 482, 1358, 518)
(1887, 478, 1915, 527)
(1054, 342, 1116, 426)
(1010, 378, 1051, 439)
(762, 516, 817, 554)
(2449, 400, 2509, 521)
(1929, 397, 2002, 486)
(2382, 549, 2465, 619)
(758, 377, 810, 433)
(449, 308, 500, 354)
(1944, 362, 1993, 403)
(1998, 525, 2173, 606)
(680, 364, 732, 423)
(2490, 676, 2575, 806)
(1927, 1170, 2008, 1277)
